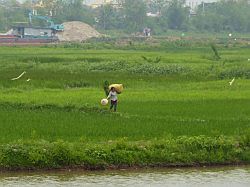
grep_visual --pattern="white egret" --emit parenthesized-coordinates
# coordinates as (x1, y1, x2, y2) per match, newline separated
(11, 71, 26, 81)
(229, 78, 235, 86)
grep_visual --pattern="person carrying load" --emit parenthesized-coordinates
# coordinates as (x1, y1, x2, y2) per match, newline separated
(106, 84, 123, 112)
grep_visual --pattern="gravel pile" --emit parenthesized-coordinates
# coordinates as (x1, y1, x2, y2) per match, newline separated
(56, 21, 101, 42)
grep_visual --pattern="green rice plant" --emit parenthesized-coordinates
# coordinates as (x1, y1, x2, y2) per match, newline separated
(103, 80, 110, 97)
(211, 44, 221, 60)
(0, 45, 249, 169)
(141, 56, 161, 63)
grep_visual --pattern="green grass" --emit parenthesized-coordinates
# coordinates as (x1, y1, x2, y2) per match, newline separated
(0, 136, 249, 170)
(0, 44, 249, 169)
(0, 46, 249, 142)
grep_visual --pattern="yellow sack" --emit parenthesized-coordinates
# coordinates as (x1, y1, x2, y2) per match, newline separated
(109, 84, 124, 94)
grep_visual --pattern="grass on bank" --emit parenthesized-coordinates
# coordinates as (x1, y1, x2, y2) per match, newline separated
(0, 136, 249, 170)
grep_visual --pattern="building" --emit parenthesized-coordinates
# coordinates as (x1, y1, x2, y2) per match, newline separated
(84, 0, 120, 8)
(185, 0, 218, 11)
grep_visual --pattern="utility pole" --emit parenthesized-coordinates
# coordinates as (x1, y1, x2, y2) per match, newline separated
(202, 1, 205, 15)
(104, 4, 106, 29)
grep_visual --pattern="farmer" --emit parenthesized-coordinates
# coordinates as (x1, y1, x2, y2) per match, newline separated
(107, 87, 118, 112)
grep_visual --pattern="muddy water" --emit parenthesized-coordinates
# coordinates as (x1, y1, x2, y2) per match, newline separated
(0, 166, 249, 187)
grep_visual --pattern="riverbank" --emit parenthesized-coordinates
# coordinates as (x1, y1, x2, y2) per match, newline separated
(0, 136, 249, 171)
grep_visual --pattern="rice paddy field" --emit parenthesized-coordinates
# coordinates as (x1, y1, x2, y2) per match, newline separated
(0, 42, 249, 169)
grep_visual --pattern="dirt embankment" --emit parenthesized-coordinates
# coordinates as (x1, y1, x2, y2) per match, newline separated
(56, 21, 101, 42)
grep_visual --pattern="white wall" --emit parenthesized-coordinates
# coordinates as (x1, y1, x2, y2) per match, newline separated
(185, 0, 219, 10)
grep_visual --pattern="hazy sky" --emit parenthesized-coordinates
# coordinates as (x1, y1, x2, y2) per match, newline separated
(15, 0, 219, 5)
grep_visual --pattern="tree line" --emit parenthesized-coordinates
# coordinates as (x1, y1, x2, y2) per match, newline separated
(0, 0, 250, 34)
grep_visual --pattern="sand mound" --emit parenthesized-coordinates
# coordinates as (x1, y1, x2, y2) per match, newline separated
(0, 29, 13, 35)
(56, 21, 101, 42)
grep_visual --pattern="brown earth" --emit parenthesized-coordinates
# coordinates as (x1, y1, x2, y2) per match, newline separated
(56, 21, 101, 42)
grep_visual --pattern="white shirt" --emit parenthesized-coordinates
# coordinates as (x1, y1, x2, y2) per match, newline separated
(107, 91, 118, 101)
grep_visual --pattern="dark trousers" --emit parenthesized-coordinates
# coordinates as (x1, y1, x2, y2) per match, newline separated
(110, 100, 117, 111)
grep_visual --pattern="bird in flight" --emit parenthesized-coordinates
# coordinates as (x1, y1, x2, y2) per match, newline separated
(229, 77, 235, 86)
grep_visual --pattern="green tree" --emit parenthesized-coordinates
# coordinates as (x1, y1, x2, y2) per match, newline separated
(0, 0, 27, 32)
(192, 0, 250, 32)
(162, 0, 189, 30)
(218, 0, 250, 32)
(54, 0, 94, 25)
(97, 4, 121, 30)
(122, 0, 147, 32)
(148, 0, 169, 14)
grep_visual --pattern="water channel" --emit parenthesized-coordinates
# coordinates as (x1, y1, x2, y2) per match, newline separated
(0, 166, 249, 187)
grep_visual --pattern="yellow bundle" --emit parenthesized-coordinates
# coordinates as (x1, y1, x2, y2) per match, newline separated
(109, 84, 124, 94)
